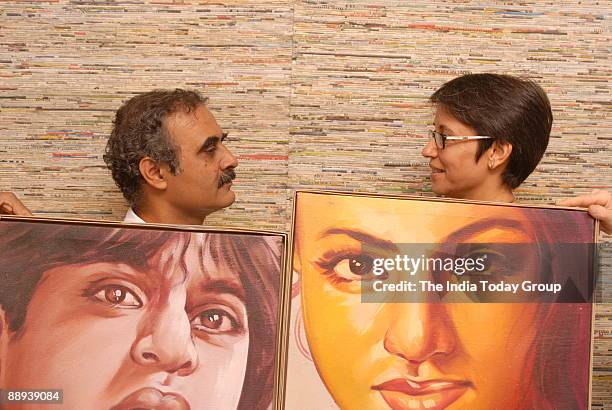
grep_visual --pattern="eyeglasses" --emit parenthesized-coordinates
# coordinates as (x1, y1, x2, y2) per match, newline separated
(429, 130, 493, 149)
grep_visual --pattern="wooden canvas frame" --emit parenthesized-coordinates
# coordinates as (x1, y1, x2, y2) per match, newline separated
(280, 189, 598, 410)
(0, 215, 289, 410)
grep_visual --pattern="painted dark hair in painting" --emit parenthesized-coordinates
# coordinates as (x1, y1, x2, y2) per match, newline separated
(512, 208, 593, 410)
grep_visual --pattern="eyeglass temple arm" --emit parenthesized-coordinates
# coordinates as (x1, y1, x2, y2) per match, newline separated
(444, 135, 493, 140)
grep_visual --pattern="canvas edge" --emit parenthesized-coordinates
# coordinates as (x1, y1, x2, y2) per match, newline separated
(288, 189, 600, 410)
(0, 214, 285, 237)
(292, 188, 596, 213)
(0, 215, 290, 410)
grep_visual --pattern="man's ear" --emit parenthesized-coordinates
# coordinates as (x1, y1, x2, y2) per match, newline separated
(488, 140, 513, 170)
(139, 157, 168, 191)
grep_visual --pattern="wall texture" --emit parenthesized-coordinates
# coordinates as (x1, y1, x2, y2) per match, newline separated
(1, 0, 610, 406)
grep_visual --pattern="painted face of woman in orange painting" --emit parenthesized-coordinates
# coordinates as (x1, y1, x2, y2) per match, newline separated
(294, 193, 591, 410)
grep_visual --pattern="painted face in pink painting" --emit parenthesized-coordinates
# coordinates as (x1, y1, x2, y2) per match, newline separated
(0, 233, 249, 410)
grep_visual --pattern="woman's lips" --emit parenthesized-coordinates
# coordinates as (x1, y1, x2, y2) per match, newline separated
(110, 387, 190, 410)
(372, 378, 472, 410)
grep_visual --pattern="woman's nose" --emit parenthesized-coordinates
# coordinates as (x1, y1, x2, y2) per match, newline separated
(383, 303, 456, 365)
(422, 136, 439, 158)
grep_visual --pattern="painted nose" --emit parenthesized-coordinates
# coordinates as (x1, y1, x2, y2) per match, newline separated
(131, 300, 199, 376)
(383, 303, 456, 366)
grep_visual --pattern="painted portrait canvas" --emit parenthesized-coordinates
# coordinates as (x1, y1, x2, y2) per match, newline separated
(283, 191, 596, 410)
(0, 217, 287, 410)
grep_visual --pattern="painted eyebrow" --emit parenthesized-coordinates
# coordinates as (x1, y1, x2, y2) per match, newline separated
(198, 132, 228, 153)
(200, 277, 246, 302)
(80, 264, 158, 296)
(441, 217, 533, 242)
(317, 227, 397, 250)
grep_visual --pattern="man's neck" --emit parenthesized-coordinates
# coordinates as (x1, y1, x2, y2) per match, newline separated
(133, 205, 205, 226)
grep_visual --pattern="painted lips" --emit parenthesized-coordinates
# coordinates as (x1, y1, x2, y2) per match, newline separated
(372, 378, 472, 410)
(110, 387, 190, 410)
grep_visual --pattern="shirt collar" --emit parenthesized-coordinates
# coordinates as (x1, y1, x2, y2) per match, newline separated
(123, 208, 146, 224)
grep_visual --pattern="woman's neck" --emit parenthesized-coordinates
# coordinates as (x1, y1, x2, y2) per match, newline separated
(451, 184, 515, 203)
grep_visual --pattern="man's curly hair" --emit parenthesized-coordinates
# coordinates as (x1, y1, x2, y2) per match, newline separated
(103, 89, 208, 204)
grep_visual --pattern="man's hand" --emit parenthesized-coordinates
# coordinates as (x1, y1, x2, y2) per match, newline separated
(559, 189, 612, 235)
(0, 192, 33, 216)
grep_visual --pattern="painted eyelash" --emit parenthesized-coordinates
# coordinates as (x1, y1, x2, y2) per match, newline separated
(314, 242, 364, 268)
(316, 251, 371, 284)
(315, 251, 363, 270)
(192, 306, 247, 336)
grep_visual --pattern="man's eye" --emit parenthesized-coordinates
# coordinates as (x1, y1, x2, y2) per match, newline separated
(330, 255, 384, 282)
(93, 285, 142, 308)
(192, 308, 240, 334)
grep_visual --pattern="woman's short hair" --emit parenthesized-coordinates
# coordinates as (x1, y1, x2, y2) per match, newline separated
(431, 73, 552, 189)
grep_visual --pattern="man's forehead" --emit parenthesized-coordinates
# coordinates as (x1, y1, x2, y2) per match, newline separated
(165, 104, 223, 145)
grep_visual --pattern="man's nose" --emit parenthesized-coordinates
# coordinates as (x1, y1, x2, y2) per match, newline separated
(422, 137, 438, 158)
(383, 303, 456, 366)
(131, 301, 198, 376)
(220, 144, 238, 170)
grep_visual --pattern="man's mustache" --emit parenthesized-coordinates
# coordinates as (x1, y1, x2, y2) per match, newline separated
(218, 169, 236, 188)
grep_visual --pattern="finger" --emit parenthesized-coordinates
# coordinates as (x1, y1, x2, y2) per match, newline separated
(559, 192, 610, 208)
(0, 199, 33, 216)
(0, 202, 14, 214)
(588, 204, 612, 234)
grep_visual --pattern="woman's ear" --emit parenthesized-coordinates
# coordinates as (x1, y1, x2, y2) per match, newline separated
(488, 140, 513, 170)
(139, 157, 168, 191)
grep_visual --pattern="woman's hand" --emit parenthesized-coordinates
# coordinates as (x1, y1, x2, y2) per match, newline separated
(560, 189, 612, 235)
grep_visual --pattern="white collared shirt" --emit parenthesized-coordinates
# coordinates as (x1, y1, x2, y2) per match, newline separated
(123, 208, 146, 224)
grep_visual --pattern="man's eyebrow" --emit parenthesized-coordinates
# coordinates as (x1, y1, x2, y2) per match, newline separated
(198, 133, 228, 152)
(201, 278, 246, 301)
(317, 227, 396, 250)
(442, 217, 532, 242)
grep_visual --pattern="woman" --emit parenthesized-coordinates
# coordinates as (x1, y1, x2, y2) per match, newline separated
(0, 220, 282, 410)
(288, 74, 595, 410)
(421, 73, 551, 203)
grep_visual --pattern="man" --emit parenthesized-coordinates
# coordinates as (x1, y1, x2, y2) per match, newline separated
(1, 89, 238, 225)
(0, 192, 32, 216)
